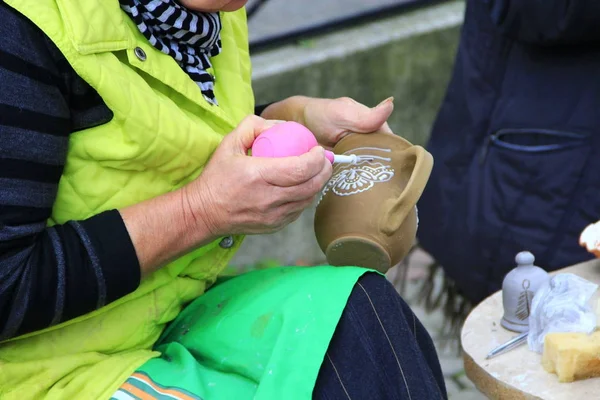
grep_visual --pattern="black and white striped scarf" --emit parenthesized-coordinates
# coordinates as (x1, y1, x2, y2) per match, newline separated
(120, 0, 222, 105)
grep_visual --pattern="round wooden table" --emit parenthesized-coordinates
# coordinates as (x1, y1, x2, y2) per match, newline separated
(461, 258, 600, 399)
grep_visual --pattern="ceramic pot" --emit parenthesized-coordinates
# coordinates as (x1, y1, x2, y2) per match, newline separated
(501, 251, 550, 333)
(314, 131, 433, 273)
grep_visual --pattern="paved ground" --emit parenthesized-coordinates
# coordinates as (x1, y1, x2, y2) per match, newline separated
(246, 0, 413, 42)
(386, 249, 487, 399)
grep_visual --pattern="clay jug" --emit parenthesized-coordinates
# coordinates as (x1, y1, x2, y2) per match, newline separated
(314, 131, 433, 273)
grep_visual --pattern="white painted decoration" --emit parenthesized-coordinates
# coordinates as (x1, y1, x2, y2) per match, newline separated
(318, 147, 394, 204)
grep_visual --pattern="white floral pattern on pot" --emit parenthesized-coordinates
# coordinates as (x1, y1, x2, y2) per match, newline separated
(318, 147, 395, 204)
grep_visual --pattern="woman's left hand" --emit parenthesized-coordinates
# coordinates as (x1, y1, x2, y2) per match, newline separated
(302, 96, 394, 148)
(260, 96, 394, 149)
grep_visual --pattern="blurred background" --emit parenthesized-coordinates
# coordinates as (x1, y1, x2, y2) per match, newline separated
(246, 0, 438, 47)
(227, 1, 485, 398)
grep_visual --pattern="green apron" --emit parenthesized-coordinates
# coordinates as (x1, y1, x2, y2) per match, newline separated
(111, 266, 367, 399)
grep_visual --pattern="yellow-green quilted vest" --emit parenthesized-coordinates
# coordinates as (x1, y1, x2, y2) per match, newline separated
(0, 1, 254, 399)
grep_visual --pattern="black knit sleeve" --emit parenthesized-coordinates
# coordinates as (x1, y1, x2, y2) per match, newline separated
(0, 3, 140, 341)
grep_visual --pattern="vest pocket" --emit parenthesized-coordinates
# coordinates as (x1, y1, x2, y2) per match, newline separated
(477, 128, 591, 275)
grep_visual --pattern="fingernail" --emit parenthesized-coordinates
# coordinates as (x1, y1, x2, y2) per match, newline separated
(376, 97, 394, 108)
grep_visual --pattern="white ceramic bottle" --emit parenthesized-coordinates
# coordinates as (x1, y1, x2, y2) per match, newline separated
(501, 251, 550, 333)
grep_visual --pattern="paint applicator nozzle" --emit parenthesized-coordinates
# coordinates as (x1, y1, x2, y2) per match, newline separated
(333, 154, 358, 164)
(324, 151, 373, 164)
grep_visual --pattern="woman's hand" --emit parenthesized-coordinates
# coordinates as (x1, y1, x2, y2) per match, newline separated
(260, 96, 394, 149)
(122, 115, 331, 277)
(186, 115, 332, 236)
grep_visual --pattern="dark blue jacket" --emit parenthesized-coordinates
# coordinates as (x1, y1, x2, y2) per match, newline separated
(417, 0, 600, 303)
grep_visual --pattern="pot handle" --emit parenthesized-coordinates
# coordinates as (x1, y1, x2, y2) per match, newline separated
(380, 145, 433, 235)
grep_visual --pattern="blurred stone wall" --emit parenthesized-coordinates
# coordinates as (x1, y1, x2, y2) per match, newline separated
(230, 1, 464, 267)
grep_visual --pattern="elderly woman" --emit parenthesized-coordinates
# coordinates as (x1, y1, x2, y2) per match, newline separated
(0, 0, 446, 399)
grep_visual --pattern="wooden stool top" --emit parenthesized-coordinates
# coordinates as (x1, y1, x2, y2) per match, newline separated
(461, 259, 600, 399)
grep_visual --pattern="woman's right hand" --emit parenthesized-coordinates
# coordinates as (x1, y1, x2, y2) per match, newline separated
(121, 115, 331, 276)
(184, 115, 332, 237)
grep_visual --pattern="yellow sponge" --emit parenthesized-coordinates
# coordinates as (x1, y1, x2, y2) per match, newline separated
(543, 331, 600, 382)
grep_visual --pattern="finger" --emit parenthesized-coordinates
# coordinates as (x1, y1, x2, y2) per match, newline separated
(274, 157, 332, 203)
(224, 115, 285, 154)
(284, 210, 304, 226)
(379, 121, 394, 134)
(257, 146, 328, 187)
(338, 97, 394, 133)
(278, 198, 315, 220)
(261, 199, 313, 232)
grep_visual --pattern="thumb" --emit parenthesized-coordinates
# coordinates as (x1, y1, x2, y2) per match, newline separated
(225, 116, 284, 155)
(342, 97, 394, 133)
(256, 145, 327, 187)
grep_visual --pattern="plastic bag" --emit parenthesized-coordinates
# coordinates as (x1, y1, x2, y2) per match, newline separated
(527, 273, 598, 353)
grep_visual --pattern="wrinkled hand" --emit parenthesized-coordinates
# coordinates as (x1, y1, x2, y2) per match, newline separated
(302, 97, 394, 149)
(184, 116, 332, 237)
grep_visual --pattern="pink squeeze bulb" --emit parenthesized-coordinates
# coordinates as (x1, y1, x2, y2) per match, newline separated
(251, 121, 367, 164)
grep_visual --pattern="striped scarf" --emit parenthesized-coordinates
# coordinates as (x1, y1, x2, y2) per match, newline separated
(120, 0, 222, 105)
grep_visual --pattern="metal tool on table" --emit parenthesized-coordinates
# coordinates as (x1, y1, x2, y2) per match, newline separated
(486, 331, 529, 360)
